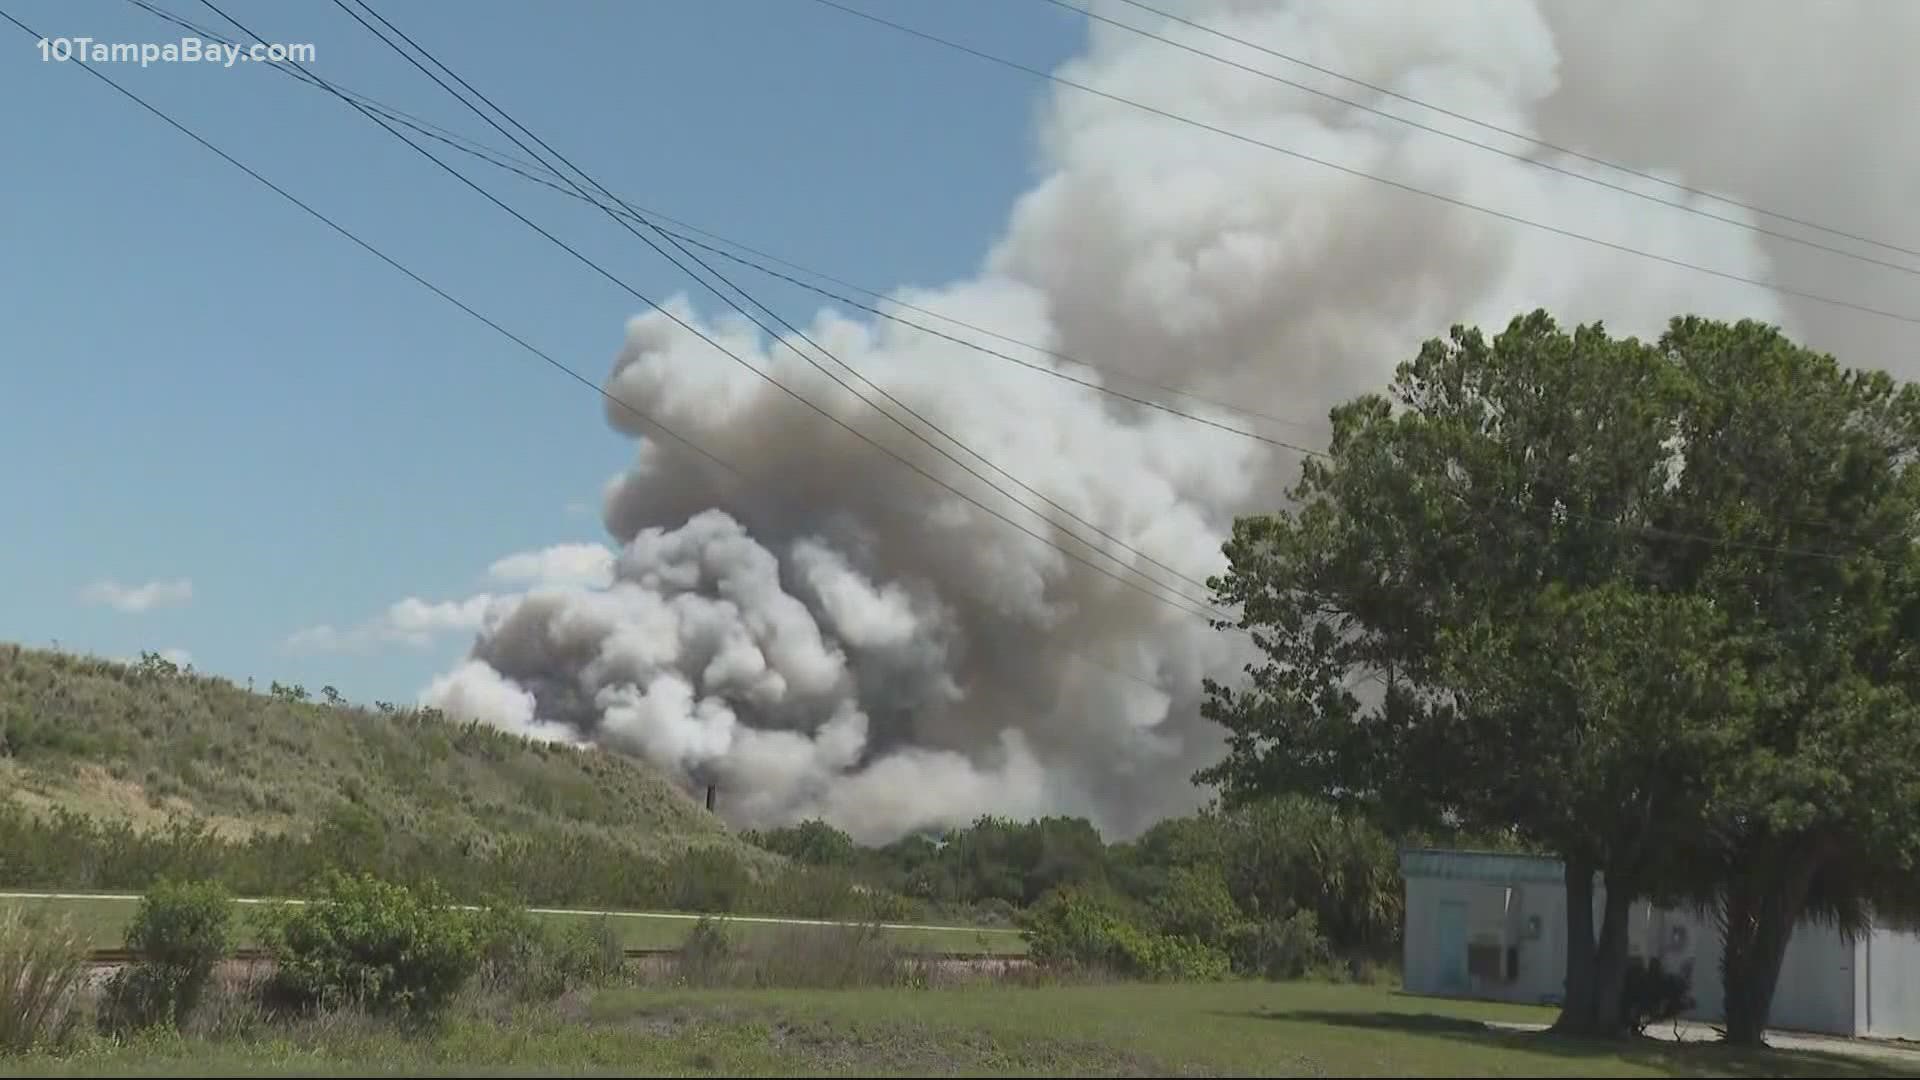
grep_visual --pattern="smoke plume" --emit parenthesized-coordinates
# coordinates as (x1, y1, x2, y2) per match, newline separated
(412, 1, 1917, 842)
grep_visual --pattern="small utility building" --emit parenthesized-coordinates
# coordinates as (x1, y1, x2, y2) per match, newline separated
(1400, 847, 1920, 1039)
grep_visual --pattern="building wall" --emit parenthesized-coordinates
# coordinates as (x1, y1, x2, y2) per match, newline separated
(1402, 873, 1567, 1005)
(1865, 926, 1920, 1040)
(1402, 850, 1909, 1038)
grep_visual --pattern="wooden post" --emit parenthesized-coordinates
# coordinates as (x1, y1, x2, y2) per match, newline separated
(705, 784, 716, 813)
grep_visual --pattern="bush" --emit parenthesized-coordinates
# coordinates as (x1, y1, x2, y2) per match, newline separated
(0, 907, 87, 1053)
(1150, 866, 1239, 944)
(1226, 910, 1333, 981)
(1024, 888, 1228, 982)
(1219, 798, 1401, 958)
(1115, 929, 1231, 982)
(99, 879, 234, 1032)
(472, 903, 555, 1000)
(742, 819, 856, 866)
(677, 916, 736, 988)
(554, 916, 624, 988)
(1621, 956, 1693, 1036)
(258, 873, 479, 1017)
(667, 848, 753, 913)
(473, 905, 624, 1000)
(744, 922, 916, 989)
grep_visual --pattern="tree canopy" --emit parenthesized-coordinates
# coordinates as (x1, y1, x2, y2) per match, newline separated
(1202, 310, 1920, 1039)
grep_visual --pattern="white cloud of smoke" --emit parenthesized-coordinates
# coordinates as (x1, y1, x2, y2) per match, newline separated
(372, 1, 1914, 841)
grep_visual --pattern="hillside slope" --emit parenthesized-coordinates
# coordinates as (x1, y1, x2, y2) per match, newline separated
(0, 644, 749, 862)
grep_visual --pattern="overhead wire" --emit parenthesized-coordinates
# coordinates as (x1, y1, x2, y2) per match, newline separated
(316, 0, 1232, 607)
(1105, 0, 1920, 265)
(193, 0, 1237, 624)
(336, 0, 1916, 575)
(802, 0, 1920, 328)
(126, 1, 1901, 557)
(1049, 0, 1920, 280)
(0, 4, 1179, 692)
(120, 0, 1334, 446)
(39, 1, 1912, 591)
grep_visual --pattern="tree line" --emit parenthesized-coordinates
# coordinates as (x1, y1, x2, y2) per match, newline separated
(1201, 311, 1920, 1042)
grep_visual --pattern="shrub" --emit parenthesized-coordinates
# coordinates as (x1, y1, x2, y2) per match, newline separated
(1115, 929, 1231, 982)
(765, 866, 864, 919)
(744, 922, 917, 989)
(0, 907, 87, 1053)
(1150, 866, 1239, 944)
(472, 906, 624, 1000)
(472, 903, 557, 1000)
(1620, 956, 1693, 1036)
(258, 873, 479, 1017)
(554, 916, 624, 988)
(677, 916, 736, 988)
(1024, 888, 1228, 982)
(742, 819, 855, 866)
(99, 879, 234, 1032)
(667, 848, 752, 913)
(1220, 798, 1401, 959)
(1226, 909, 1333, 981)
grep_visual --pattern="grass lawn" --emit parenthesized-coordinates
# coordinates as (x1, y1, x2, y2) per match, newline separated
(0, 893, 1026, 955)
(9, 981, 1911, 1077)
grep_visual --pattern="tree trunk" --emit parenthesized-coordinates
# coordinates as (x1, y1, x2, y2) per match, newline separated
(1720, 847, 1821, 1047)
(1590, 882, 1635, 1035)
(1553, 857, 1598, 1033)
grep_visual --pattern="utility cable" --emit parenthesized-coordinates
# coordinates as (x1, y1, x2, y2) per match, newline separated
(803, 0, 1920, 328)
(124, 0, 1331, 444)
(1106, 0, 1920, 264)
(195, 0, 1236, 623)
(319, 0, 1228, 606)
(1054, 0, 1920, 279)
(0, 4, 1180, 691)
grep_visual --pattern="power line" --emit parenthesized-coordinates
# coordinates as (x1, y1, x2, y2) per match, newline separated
(321, 6, 1920, 571)
(122, 0, 1332, 444)
(195, 0, 1233, 624)
(804, 0, 1920, 329)
(128, 0, 1899, 552)
(322, 0, 1230, 608)
(1106, 0, 1920, 266)
(72, 4, 1920, 579)
(1058, 0, 1920, 279)
(0, 5, 1178, 694)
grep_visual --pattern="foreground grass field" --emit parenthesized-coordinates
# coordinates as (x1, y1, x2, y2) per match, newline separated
(10, 981, 1910, 1077)
(0, 893, 1027, 956)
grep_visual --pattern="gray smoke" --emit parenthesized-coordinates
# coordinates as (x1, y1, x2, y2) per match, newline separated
(417, 1, 1918, 842)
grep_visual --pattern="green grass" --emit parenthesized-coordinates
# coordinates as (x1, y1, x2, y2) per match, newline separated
(5, 981, 1910, 1077)
(0, 894, 1027, 956)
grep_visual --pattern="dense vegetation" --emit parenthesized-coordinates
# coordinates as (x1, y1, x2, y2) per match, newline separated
(0, 643, 1436, 944)
(743, 796, 1502, 976)
(1203, 312, 1920, 1041)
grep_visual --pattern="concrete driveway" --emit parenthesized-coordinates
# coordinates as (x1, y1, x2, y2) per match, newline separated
(1484, 1018, 1920, 1070)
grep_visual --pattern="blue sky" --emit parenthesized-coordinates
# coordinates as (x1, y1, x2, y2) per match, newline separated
(0, 0, 1086, 704)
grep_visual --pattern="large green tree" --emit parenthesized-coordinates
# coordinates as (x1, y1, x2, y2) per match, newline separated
(1648, 318, 1920, 1044)
(1201, 311, 1747, 1034)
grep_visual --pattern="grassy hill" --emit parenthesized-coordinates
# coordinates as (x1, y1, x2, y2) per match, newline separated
(0, 643, 751, 863)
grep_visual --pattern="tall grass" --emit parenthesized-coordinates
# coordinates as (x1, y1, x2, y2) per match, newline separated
(0, 908, 89, 1053)
(673, 917, 919, 989)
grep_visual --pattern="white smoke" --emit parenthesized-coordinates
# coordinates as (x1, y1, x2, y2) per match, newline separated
(401, 1, 1915, 841)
